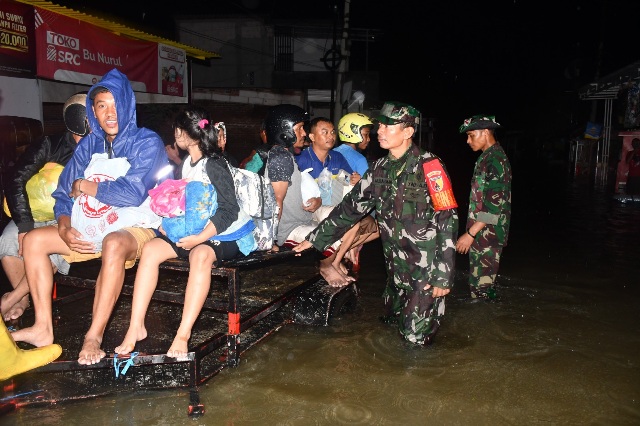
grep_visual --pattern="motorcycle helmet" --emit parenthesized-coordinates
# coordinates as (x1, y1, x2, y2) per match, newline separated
(338, 113, 373, 144)
(63, 92, 90, 137)
(264, 104, 309, 148)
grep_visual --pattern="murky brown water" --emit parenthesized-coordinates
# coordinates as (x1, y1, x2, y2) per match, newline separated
(3, 164, 640, 425)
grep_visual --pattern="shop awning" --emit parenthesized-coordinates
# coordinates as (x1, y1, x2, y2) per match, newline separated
(578, 60, 640, 100)
(14, 0, 219, 60)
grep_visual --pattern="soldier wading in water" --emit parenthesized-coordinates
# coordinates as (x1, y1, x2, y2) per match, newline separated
(295, 101, 459, 345)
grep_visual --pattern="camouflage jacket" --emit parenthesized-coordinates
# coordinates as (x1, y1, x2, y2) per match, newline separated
(307, 143, 458, 289)
(468, 142, 512, 247)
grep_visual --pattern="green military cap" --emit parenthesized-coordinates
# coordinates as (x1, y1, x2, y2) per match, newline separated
(459, 115, 501, 133)
(376, 101, 420, 125)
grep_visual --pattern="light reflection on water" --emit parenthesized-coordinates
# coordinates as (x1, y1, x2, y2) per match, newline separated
(4, 171, 640, 425)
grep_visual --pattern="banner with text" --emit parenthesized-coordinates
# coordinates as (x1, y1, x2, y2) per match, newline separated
(0, 0, 36, 77)
(34, 6, 186, 96)
(158, 44, 186, 97)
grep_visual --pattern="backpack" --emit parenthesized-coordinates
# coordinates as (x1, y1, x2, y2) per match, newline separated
(226, 161, 279, 251)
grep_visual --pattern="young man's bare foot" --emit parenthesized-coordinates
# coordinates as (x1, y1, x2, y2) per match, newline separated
(78, 337, 105, 365)
(320, 263, 355, 287)
(10, 325, 54, 347)
(166, 335, 189, 360)
(1, 293, 30, 321)
(114, 326, 147, 355)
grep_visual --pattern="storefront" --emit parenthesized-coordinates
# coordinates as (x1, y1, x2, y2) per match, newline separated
(1, 0, 218, 110)
(616, 130, 640, 193)
(578, 60, 640, 192)
(0, 0, 218, 175)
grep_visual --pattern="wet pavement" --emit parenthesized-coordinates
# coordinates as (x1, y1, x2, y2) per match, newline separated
(2, 160, 640, 424)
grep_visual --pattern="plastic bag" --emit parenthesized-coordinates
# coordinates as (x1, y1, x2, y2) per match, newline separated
(162, 181, 217, 243)
(2, 162, 64, 222)
(317, 167, 333, 206)
(71, 153, 161, 251)
(300, 168, 321, 207)
(331, 168, 353, 205)
(149, 179, 187, 218)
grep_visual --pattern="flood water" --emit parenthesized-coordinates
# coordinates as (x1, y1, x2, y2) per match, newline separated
(2, 160, 640, 425)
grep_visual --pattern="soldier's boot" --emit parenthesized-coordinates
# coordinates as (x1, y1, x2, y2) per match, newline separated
(470, 285, 498, 301)
(0, 320, 62, 381)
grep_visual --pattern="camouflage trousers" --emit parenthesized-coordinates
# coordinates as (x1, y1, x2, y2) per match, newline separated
(469, 244, 503, 295)
(382, 280, 445, 345)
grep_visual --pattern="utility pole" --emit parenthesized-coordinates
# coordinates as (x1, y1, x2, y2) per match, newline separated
(334, 0, 350, 123)
(329, 3, 338, 122)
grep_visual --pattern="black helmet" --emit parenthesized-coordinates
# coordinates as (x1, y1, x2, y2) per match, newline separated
(264, 104, 309, 148)
(63, 92, 90, 137)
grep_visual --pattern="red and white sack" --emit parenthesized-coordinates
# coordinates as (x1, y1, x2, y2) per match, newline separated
(70, 153, 161, 251)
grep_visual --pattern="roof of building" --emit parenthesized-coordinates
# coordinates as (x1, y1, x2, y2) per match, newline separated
(579, 60, 640, 101)
(15, 0, 219, 60)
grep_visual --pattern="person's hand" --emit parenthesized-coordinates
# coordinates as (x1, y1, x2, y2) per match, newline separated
(176, 234, 203, 251)
(455, 233, 474, 254)
(423, 284, 450, 297)
(158, 224, 167, 236)
(69, 178, 84, 198)
(165, 143, 182, 165)
(292, 240, 312, 254)
(58, 223, 95, 253)
(303, 196, 322, 212)
(349, 171, 361, 185)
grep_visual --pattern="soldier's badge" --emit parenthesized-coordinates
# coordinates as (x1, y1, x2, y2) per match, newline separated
(422, 159, 458, 211)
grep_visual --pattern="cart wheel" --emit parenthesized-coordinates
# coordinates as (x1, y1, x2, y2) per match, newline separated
(327, 285, 358, 324)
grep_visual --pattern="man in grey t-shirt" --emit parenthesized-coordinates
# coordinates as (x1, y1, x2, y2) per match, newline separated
(264, 104, 378, 287)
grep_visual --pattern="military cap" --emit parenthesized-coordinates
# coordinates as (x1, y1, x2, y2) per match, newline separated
(376, 101, 420, 125)
(459, 115, 501, 133)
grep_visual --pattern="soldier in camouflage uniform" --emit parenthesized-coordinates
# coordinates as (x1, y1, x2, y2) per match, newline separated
(294, 102, 459, 345)
(456, 115, 512, 300)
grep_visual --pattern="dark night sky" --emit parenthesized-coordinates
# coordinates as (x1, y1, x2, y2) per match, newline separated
(53, 0, 640, 137)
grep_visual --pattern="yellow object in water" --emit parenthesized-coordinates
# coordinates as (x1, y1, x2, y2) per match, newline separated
(2, 162, 64, 222)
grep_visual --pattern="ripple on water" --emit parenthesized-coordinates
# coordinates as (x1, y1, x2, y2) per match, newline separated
(324, 402, 373, 424)
(393, 391, 442, 417)
(279, 416, 322, 426)
(361, 324, 416, 363)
